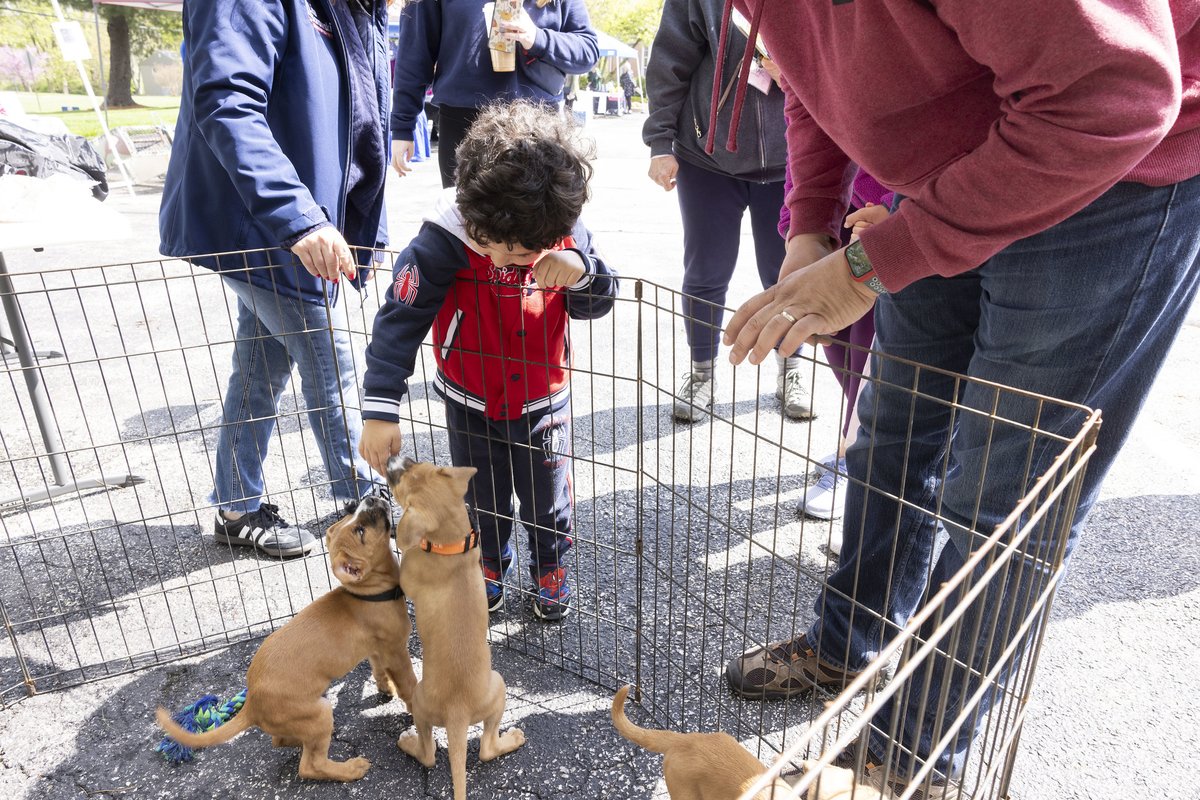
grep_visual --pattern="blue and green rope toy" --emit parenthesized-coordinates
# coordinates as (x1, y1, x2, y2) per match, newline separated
(154, 688, 247, 765)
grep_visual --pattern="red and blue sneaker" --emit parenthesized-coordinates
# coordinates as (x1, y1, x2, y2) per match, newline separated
(531, 565, 572, 621)
(481, 549, 512, 613)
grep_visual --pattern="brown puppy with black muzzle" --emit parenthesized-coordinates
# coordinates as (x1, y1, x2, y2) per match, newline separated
(386, 456, 526, 800)
(155, 493, 416, 782)
(611, 684, 795, 799)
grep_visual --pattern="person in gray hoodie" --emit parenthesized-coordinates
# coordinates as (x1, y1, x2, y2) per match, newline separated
(642, 0, 807, 422)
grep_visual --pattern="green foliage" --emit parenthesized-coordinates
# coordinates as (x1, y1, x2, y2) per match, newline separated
(587, 0, 663, 49)
(0, 0, 102, 93)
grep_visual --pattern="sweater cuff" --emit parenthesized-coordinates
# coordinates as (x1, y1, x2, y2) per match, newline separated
(526, 28, 549, 58)
(786, 197, 843, 250)
(362, 395, 403, 423)
(648, 139, 674, 158)
(856, 216, 936, 294)
(280, 218, 331, 249)
(565, 248, 594, 289)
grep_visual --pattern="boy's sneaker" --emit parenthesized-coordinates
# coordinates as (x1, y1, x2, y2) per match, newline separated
(776, 367, 814, 420)
(531, 565, 572, 621)
(480, 551, 513, 614)
(673, 371, 714, 421)
(213, 504, 315, 558)
(801, 456, 848, 523)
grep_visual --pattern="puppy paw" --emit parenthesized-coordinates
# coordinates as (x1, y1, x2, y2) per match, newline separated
(344, 756, 371, 781)
(481, 726, 523, 759)
(398, 732, 436, 768)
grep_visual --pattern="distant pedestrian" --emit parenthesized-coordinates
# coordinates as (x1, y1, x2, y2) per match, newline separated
(390, 0, 599, 187)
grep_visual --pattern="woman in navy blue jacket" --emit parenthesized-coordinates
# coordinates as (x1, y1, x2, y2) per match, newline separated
(390, 0, 599, 187)
(159, 0, 391, 559)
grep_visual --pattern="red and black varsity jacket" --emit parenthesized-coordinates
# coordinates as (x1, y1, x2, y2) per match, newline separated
(363, 190, 618, 422)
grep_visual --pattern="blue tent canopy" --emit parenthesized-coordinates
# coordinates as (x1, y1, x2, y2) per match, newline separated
(594, 30, 637, 60)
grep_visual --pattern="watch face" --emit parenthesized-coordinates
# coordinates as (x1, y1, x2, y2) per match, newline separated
(846, 241, 873, 278)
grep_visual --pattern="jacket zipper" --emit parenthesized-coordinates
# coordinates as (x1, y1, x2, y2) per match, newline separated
(322, 0, 357, 305)
(441, 309, 465, 360)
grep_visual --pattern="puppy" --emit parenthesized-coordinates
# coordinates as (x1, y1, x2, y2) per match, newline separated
(795, 761, 885, 800)
(155, 494, 416, 781)
(387, 456, 525, 800)
(611, 684, 794, 799)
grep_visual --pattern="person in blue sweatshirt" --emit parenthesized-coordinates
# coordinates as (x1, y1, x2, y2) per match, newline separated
(389, 0, 599, 187)
(160, 0, 391, 559)
(359, 102, 617, 621)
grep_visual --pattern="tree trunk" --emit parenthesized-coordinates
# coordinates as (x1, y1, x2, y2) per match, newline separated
(105, 10, 135, 108)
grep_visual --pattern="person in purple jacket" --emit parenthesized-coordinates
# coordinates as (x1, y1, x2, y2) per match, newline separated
(389, 0, 599, 188)
(779, 166, 892, 527)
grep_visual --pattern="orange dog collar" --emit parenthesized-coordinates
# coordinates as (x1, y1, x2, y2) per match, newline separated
(417, 529, 480, 556)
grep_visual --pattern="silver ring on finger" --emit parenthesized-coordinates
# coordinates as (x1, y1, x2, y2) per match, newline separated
(778, 309, 798, 325)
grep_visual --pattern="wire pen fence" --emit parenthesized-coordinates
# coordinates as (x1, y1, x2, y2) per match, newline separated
(0, 252, 1099, 799)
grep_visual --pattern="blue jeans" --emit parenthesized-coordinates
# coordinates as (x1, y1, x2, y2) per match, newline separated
(807, 175, 1200, 778)
(210, 276, 368, 512)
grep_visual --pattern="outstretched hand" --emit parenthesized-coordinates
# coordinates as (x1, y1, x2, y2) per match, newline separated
(723, 247, 878, 365)
(360, 419, 403, 477)
(291, 226, 357, 282)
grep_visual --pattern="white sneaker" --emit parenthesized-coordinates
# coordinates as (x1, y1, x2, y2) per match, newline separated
(673, 371, 714, 421)
(776, 365, 814, 420)
(801, 456, 847, 522)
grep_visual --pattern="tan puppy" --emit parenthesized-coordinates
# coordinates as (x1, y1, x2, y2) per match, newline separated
(155, 494, 416, 781)
(386, 456, 525, 800)
(796, 761, 885, 800)
(611, 684, 794, 799)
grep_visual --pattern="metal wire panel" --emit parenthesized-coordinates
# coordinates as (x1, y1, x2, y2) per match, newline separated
(0, 255, 1098, 800)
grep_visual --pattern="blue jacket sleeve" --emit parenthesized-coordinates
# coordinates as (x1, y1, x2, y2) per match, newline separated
(390, 0, 441, 141)
(362, 224, 463, 422)
(526, 0, 599, 74)
(184, 0, 327, 244)
(564, 220, 619, 321)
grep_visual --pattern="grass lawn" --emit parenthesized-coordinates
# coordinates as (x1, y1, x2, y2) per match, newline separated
(13, 92, 180, 139)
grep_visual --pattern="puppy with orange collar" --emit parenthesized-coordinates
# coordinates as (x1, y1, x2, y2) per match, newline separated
(155, 493, 415, 781)
(387, 456, 526, 800)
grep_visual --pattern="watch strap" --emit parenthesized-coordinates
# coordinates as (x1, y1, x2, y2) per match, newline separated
(845, 240, 887, 295)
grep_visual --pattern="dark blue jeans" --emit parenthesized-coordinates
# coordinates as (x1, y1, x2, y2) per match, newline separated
(675, 157, 788, 363)
(807, 175, 1200, 778)
(444, 395, 574, 575)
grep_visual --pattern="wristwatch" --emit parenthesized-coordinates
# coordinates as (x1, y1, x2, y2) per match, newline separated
(845, 240, 888, 295)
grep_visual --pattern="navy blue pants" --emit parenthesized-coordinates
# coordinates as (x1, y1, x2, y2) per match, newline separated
(444, 396, 573, 576)
(675, 157, 788, 363)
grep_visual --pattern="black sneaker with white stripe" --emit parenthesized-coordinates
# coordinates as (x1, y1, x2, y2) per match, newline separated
(213, 503, 316, 558)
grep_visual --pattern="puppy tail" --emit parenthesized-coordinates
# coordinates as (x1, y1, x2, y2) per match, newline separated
(610, 685, 683, 754)
(156, 703, 253, 751)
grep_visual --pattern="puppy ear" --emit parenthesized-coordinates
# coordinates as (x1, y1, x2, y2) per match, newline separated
(386, 454, 416, 486)
(444, 466, 477, 497)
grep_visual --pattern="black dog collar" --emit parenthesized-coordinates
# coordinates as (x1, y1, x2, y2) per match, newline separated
(345, 585, 405, 602)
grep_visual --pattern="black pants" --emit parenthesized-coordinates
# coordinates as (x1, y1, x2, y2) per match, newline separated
(443, 395, 574, 577)
(433, 105, 481, 188)
(675, 157, 788, 362)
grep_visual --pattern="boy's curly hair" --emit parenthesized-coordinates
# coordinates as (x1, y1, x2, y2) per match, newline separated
(455, 100, 595, 253)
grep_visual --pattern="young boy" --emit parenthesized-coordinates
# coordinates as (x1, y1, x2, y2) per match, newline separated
(359, 101, 618, 621)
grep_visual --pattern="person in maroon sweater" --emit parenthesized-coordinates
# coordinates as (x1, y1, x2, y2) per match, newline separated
(715, 1, 1200, 797)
